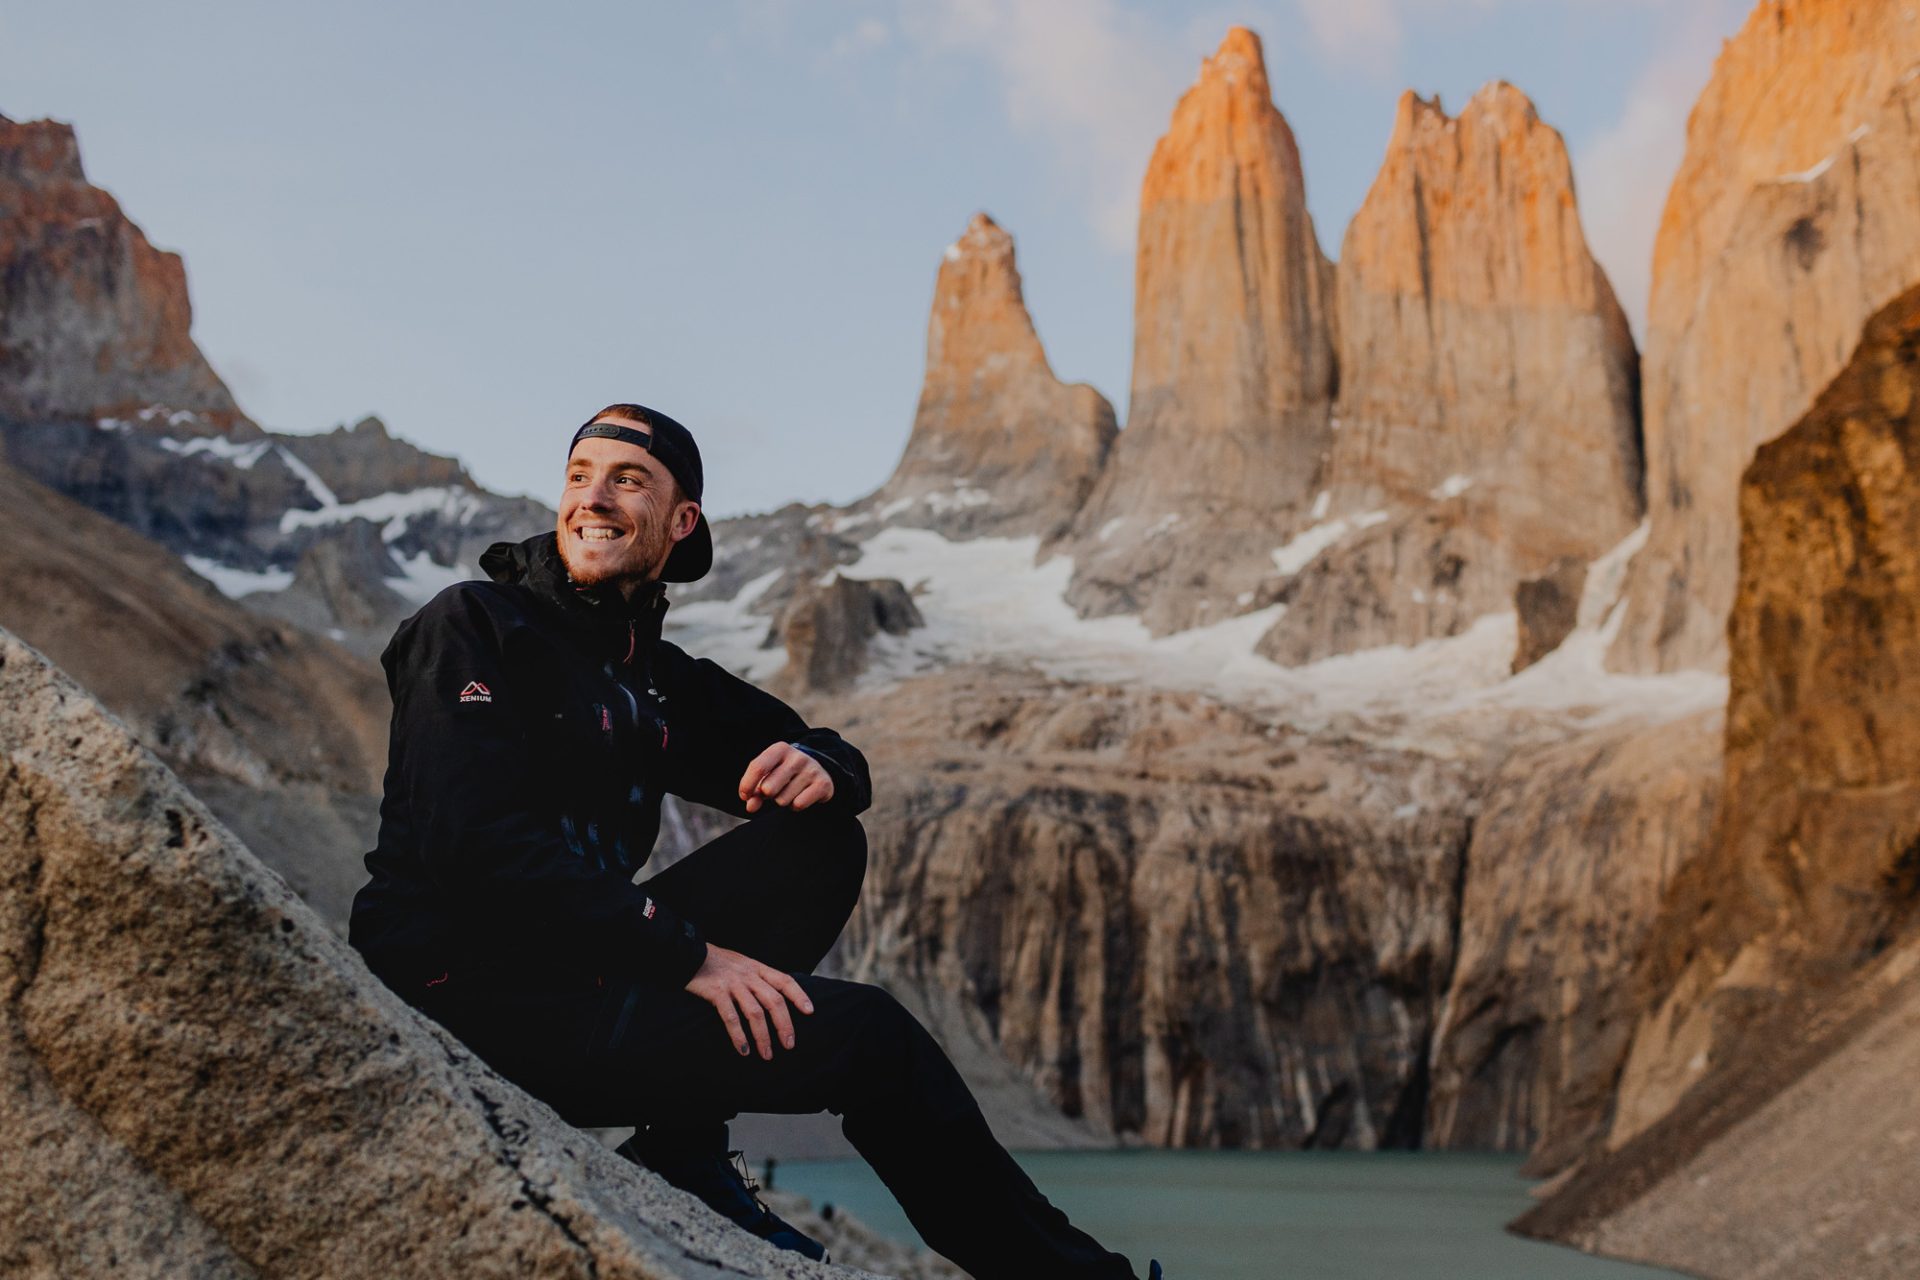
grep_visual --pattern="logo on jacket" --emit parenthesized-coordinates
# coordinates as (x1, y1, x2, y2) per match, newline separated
(642, 897, 657, 920)
(458, 681, 493, 704)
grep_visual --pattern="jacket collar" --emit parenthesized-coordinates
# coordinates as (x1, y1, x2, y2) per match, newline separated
(479, 532, 670, 649)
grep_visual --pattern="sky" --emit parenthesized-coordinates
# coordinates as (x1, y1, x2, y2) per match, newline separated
(0, 0, 1750, 517)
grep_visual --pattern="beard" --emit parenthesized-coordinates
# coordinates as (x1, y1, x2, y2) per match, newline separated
(557, 509, 673, 591)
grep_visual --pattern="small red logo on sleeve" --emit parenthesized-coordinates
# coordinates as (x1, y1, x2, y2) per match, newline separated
(458, 681, 493, 704)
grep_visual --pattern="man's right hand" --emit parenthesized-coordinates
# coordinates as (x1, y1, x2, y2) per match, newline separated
(685, 943, 815, 1060)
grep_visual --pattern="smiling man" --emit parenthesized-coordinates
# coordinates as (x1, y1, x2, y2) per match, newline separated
(348, 403, 1155, 1279)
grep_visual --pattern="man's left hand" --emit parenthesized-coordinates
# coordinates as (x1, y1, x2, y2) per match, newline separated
(739, 743, 834, 814)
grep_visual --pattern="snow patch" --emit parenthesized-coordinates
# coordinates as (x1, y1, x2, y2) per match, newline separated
(183, 555, 293, 599)
(279, 485, 483, 540)
(275, 446, 340, 508)
(385, 551, 471, 607)
(1270, 510, 1388, 577)
(157, 435, 275, 469)
(1430, 475, 1473, 501)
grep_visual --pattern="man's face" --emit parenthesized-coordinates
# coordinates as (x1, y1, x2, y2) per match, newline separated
(556, 424, 698, 593)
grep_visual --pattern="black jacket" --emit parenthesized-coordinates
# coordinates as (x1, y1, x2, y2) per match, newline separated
(347, 531, 872, 996)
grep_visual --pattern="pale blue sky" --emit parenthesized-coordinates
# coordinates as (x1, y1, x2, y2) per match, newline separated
(1, 1, 1748, 516)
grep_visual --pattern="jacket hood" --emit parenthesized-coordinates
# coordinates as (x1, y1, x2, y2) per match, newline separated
(480, 532, 669, 641)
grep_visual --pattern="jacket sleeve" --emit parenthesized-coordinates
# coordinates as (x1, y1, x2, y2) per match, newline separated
(659, 647, 873, 820)
(387, 586, 709, 987)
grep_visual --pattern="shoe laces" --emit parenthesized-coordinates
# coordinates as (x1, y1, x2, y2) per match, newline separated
(725, 1149, 768, 1207)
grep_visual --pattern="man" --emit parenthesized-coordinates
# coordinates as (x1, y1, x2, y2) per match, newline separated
(349, 404, 1159, 1279)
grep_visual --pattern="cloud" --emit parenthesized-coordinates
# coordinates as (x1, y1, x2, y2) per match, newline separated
(895, 0, 1185, 252)
(1573, 3, 1740, 341)
(1288, 0, 1406, 77)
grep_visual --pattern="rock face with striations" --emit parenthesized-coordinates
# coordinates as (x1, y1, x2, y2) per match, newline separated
(1257, 84, 1641, 665)
(864, 213, 1116, 540)
(1424, 709, 1722, 1168)
(1061, 28, 1336, 635)
(0, 625, 883, 1278)
(1610, 0, 1920, 673)
(826, 666, 1476, 1150)
(0, 115, 247, 432)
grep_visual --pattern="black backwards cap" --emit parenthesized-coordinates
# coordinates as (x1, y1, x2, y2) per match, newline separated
(569, 404, 713, 582)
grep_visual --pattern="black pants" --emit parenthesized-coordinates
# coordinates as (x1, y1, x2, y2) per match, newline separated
(416, 805, 1139, 1280)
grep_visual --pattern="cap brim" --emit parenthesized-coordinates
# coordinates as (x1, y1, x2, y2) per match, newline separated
(661, 512, 713, 582)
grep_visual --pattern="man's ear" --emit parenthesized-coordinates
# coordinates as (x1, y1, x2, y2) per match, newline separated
(672, 500, 700, 541)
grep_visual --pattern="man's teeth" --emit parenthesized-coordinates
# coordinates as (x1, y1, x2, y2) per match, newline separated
(579, 528, 621, 541)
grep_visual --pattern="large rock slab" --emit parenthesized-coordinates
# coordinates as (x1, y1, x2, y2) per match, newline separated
(0, 626, 879, 1278)
(1610, 0, 1920, 673)
(1060, 27, 1337, 636)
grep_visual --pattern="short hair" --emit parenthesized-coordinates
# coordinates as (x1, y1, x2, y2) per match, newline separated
(584, 403, 688, 506)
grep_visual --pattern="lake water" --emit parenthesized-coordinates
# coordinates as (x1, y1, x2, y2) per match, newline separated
(770, 1150, 1685, 1280)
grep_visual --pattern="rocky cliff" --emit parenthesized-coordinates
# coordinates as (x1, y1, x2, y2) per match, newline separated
(861, 213, 1116, 540)
(1610, 0, 1920, 673)
(1606, 281, 1920, 1151)
(1257, 83, 1641, 665)
(1425, 709, 1722, 1170)
(1060, 28, 1337, 636)
(0, 115, 246, 431)
(0, 115, 550, 655)
(818, 665, 1477, 1150)
(1514, 280, 1920, 1280)
(0, 625, 935, 1278)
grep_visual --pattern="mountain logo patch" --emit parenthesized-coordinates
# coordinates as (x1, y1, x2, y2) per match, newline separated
(458, 681, 493, 704)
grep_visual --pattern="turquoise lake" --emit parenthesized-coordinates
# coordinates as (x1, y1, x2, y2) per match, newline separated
(771, 1150, 1686, 1280)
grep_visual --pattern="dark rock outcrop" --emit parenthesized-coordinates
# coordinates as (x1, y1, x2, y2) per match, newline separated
(771, 574, 923, 694)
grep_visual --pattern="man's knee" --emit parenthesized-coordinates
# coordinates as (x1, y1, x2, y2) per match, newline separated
(773, 806, 866, 892)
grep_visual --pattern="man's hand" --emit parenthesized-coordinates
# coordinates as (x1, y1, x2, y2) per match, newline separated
(738, 742, 834, 814)
(685, 943, 814, 1059)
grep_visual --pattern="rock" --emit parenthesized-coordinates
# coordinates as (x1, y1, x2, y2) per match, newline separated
(1254, 506, 1507, 666)
(1060, 28, 1337, 635)
(759, 1191, 967, 1280)
(864, 213, 1116, 540)
(276, 415, 473, 505)
(1257, 83, 1640, 664)
(826, 666, 1476, 1149)
(1516, 935, 1920, 1280)
(245, 518, 415, 657)
(1607, 281, 1920, 1153)
(0, 626, 880, 1278)
(0, 456, 386, 930)
(1512, 557, 1588, 674)
(1424, 710, 1722, 1169)
(1610, 0, 1920, 672)
(0, 115, 247, 431)
(772, 573, 924, 694)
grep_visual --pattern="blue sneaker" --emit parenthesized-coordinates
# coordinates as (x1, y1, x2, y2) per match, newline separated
(617, 1123, 828, 1263)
